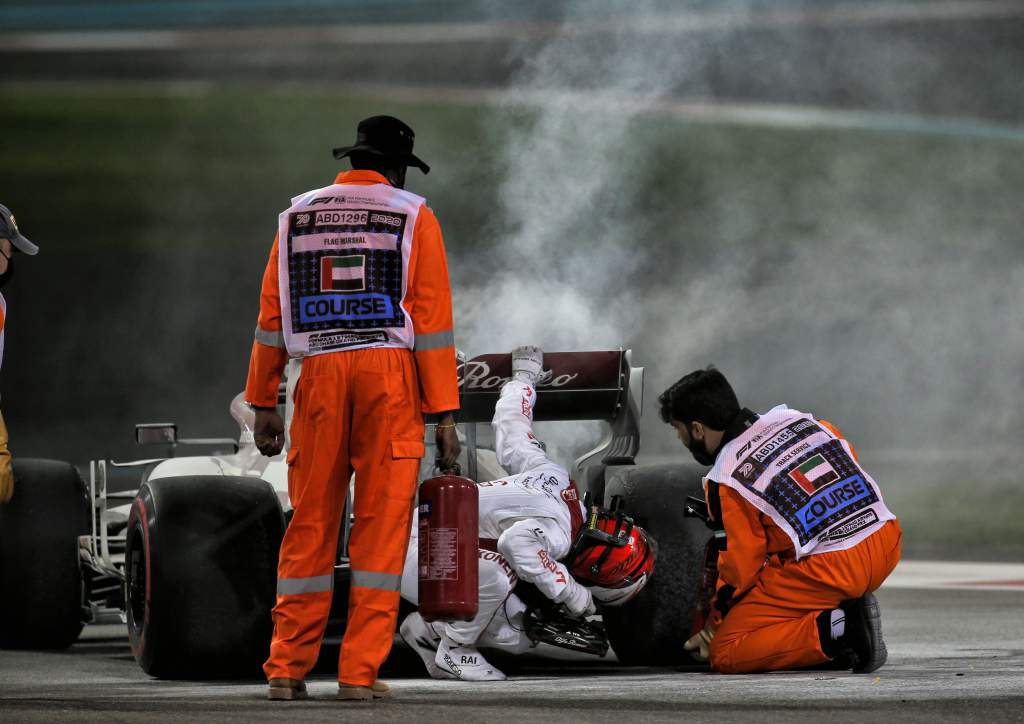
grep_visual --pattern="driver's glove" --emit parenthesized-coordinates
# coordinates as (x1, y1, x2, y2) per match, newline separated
(511, 346, 544, 386)
(557, 579, 596, 618)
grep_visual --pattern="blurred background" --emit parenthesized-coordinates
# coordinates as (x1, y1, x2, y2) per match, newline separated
(1, 0, 1022, 558)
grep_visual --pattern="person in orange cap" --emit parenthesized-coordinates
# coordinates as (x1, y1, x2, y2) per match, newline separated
(246, 116, 461, 702)
(0, 204, 41, 505)
(659, 367, 901, 674)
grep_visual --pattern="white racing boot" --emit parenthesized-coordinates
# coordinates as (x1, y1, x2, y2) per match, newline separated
(399, 612, 452, 680)
(434, 636, 507, 681)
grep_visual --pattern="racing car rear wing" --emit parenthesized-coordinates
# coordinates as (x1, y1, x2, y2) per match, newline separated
(458, 351, 626, 422)
(457, 350, 644, 474)
(272, 350, 644, 477)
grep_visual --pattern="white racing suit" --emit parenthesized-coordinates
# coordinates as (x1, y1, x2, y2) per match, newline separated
(400, 379, 586, 651)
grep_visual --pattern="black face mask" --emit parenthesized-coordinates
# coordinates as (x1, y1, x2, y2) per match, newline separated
(685, 409, 759, 467)
(686, 423, 719, 467)
(0, 255, 13, 289)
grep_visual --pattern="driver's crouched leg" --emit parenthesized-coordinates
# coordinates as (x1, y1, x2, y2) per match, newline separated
(444, 548, 519, 645)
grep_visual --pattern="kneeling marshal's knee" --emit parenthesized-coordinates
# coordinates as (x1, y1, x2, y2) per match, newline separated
(708, 639, 740, 674)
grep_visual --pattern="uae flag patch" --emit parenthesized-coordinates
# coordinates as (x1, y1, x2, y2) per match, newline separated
(321, 255, 365, 292)
(788, 453, 840, 494)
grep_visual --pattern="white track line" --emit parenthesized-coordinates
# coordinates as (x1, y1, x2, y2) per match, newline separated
(351, 82, 1024, 144)
(884, 560, 1024, 591)
(252, 81, 1024, 144)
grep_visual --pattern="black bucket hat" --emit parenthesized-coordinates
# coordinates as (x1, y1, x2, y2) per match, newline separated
(0, 204, 39, 255)
(332, 115, 430, 174)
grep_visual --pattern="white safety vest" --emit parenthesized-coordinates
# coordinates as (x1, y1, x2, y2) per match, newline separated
(705, 405, 895, 559)
(277, 183, 424, 357)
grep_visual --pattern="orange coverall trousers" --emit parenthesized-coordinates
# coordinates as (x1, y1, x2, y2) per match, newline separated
(264, 347, 425, 686)
(711, 519, 902, 674)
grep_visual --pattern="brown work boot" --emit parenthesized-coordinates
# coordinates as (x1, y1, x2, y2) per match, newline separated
(267, 677, 307, 701)
(337, 680, 392, 701)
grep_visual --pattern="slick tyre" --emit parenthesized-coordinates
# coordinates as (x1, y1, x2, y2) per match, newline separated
(0, 458, 89, 649)
(126, 476, 284, 678)
(601, 463, 711, 665)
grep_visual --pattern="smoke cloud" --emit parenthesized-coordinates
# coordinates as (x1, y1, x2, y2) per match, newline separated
(453, 0, 709, 462)
(450, 0, 1024, 479)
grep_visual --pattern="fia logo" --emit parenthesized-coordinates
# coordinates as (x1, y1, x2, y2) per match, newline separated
(309, 195, 346, 205)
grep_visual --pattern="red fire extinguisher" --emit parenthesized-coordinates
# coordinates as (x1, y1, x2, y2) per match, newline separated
(418, 469, 479, 622)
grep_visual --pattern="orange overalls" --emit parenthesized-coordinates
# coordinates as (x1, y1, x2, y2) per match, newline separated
(245, 170, 459, 687)
(0, 295, 12, 504)
(707, 423, 903, 674)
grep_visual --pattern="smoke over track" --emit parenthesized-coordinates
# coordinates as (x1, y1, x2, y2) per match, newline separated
(447, 0, 1024, 477)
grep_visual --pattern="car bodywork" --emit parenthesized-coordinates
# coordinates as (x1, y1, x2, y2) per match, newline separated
(79, 350, 645, 633)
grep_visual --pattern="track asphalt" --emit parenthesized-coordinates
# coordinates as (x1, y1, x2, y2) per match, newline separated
(1, 561, 1022, 723)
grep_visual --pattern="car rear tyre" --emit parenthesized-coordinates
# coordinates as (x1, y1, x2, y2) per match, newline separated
(601, 463, 712, 665)
(0, 458, 89, 649)
(126, 475, 284, 678)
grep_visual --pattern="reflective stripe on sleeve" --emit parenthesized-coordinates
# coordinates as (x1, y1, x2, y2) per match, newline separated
(277, 573, 333, 595)
(350, 569, 402, 592)
(413, 329, 454, 352)
(254, 325, 285, 348)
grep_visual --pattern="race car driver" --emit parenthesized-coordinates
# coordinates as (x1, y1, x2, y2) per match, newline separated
(246, 116, 461, 702)
(0, 205, 40, 504)
(660, 367, 901, 674)
(399, 346, 656, 681)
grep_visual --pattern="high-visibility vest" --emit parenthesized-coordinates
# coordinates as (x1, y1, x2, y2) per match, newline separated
(277, 183, 424, 357)
(705, 405, 895, 559)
